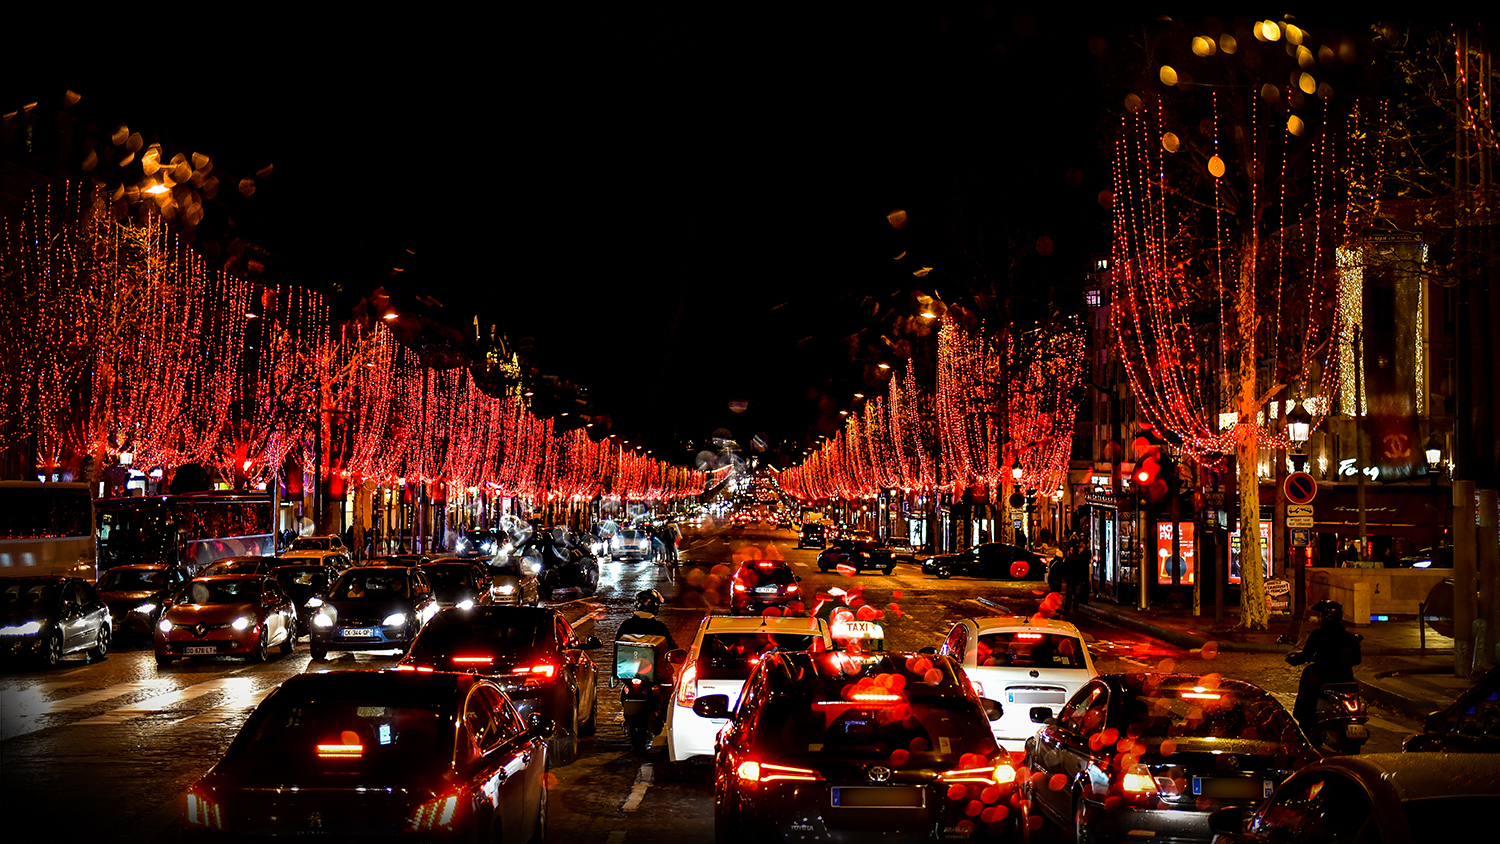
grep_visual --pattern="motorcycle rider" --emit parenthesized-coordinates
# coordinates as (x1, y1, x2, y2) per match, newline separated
(616, 589, 678, 681)
(1287, 599, 1362, 741)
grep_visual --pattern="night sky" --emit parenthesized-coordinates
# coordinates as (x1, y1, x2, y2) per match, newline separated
(3, 7, 1118, 468)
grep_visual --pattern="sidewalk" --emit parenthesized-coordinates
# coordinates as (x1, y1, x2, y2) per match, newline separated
(1075, 600, 1474, 718)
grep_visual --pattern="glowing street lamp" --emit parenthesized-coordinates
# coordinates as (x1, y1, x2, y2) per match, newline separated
(1286, 400, 1312, 471)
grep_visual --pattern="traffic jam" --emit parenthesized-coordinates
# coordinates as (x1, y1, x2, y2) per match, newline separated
(3, 510, 1492, 844)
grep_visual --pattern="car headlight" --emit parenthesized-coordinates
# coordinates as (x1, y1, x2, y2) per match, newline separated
(496, 584, 516, 595)
(521, 558, 542, 576)
(456, 600, 474, 610)
(231, 616, 252, 631)
(158, 618, 174, 633)
(383, 613, 407, 627)
(0, 620, 42, 636)
(135, 602, 157, 616)
(312, 610, 334, 628)
(304, 597, 323, 608)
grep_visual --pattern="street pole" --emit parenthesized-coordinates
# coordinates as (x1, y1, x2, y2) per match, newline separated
(1455, 479, 1476, 676)
(1138, 487, 1149, 611)
(1479, 489, 1498, 668)
(1354, 326, 1367, 559)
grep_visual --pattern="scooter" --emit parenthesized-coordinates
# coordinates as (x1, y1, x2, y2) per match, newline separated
(1311, 681, 1370, 755)
(614, 633, 671, 753)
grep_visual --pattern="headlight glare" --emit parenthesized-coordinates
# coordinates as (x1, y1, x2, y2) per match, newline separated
(383, 612, 407, 627)
(158, 618, 174, 633)
(312, 611, 334, 628)
(231, 616, 251, 631)
(304, 597, 323, 608)
(456, 600, 474, 610)
(136, 602, 157, 615)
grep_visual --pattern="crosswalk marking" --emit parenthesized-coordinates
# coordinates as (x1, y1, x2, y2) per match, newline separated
(75, 674, 251, 725)
(35, 679, 170, 714)
(176, 685, 277, 725)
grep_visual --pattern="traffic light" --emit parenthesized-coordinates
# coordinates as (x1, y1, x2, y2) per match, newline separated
(1132, 435, 1172, 507)
(1025, 489, 1038, 510)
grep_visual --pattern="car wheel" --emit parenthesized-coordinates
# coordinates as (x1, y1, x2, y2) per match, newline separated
(89, 625, 110, 662)
(714, 788, 739, 844)
(156, 651, 175, 668)
(279, 625, 295, 655)
(550, 697, 579, 767)
(819, 560, 830, 573)
(309, 643, 327, 661)
(936, 566, 953, 580)
(526, 774, 548, 844)
(882, 563, 896, 575)
(579, 691, 598, 736)
(251, 628, 270, 663)
(42, 630, 62, 668)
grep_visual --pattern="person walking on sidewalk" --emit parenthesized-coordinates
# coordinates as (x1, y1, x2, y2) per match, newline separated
(1286, 599, 1362, 742)
(1060, 540, 1090, 614)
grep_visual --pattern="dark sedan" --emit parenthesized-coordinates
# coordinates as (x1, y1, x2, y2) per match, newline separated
(180, 670, 549, 842)
(1023, 673, 1316, 844)
(308, 566, 438, 660)
(817, 537, 896, 575)
(419, 559, 495, 609)
(729, 559, 804, 615)
(96, 563, 190, 639)
(397, 606, 601, 767)
(704, 650, 1013, 843)
(923, 542, 1045, 581)
(0, 576, 111, 667)
(273, 562, 341, 636)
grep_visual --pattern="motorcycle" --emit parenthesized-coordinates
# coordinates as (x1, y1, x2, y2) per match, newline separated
(614, 633, 672, 752)
(1287, 634, 1369, 755)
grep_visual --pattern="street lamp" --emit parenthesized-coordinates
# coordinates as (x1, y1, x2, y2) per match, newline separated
(1011, 465, 1023, 482)
(1424, 433, 1444, 479)
(1286, 400, 1312, 471)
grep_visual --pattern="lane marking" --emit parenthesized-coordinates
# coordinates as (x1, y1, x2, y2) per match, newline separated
(177, 685, 278, 725)
(621, 762, 653, 812)
(75, 671, 252, 725)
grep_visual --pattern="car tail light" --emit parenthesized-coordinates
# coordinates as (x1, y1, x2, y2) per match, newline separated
(736, 759, 820, 788)
(1122, 763, 1158, 804)
(184, 789, 224, 829)
(453, 655, 494, 664)
(733, 582, 747, 593)
(1014, 632, 1043, 640)
(970, 680, 985, 697)
(394, 664, 434, 672)
(515, 663, 556, 679)
(850, 690, 901, 703)
(406, 793, 461, 832)
(787, 584, 798, 593)
(676, 662, 699, 707)
(940, 758, 1016, 785)
(317, 742, 363, 759)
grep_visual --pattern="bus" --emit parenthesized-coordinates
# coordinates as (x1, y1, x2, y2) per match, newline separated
(94, 492, 274, 574)
(0, 481, 96, 579)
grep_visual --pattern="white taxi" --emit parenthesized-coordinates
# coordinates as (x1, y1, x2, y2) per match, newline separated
(937, 615, 1098, 754)
(666, 614, 834, 764)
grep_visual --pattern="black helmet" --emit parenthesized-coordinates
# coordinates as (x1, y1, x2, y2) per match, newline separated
(635, 589, 664, 614)
(1311, 599, 1344, 628)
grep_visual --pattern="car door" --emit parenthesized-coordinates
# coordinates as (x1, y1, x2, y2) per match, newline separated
(58, 582, 89, 652)
(557, 616, 596, 718)
(1032, 681, 1108, 822)
(262, 579, 291, 643)
(76, 581, 109, 646)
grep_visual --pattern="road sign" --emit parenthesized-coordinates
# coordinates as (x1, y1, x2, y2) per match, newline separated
(1290, 527, 1311, 547)
(1287, 504, 1314, 528)
(1284, 472, 1317, 505)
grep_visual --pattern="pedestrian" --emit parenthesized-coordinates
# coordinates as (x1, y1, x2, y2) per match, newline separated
(1060, 541, 1090, 614)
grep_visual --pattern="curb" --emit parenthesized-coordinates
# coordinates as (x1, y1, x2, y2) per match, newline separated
(1358, 671, 1451, 720)
(1075, 604, 1288, 654)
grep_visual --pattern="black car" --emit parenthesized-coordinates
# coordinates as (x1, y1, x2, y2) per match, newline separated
(923, 542, 1045, 581)
(1023, 673, 1316, 843)
(0, 576, 112, 667)
(419, 560, 495, 608)
(273, 562, 341, 636)
(199, 556, 279, 577)
(1402, 661, 1500, 753)
(95, 563, 190, 639)
(703, 650, 1012, 843)
(729, 559, 804, 615)
(180, 670, 549, 842)
(510, 538, 597, 600)
(453, 529, 501, 558)
(817, 535, 896, 575)
(397, 606, 602, 766)
(308, 566, 438, 660)
(797, 523, 827, 549)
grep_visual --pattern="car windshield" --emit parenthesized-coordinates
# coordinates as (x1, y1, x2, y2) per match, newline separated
(1118, 687, 1303, 741)
(422, 567, 477, 592)
(489, 558, 525, 576)
(289, 537, 330, 550)
(176, 580, 262, 605)
(276, 567, 329, 590)
(409, 612, 546, 656)
(618, 531, 645, 542)
(206, 559, 266, 574)
(2, 581, 59, 619)
(237, 698, 453, 774)
(975, 632, 1088, 669)
(332, 571, 410, 600)
(698, 631, 820, 679)
(98, 569, 166, 591)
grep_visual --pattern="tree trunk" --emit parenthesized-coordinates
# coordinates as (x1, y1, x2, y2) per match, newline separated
(1236, 240, 1270, 630)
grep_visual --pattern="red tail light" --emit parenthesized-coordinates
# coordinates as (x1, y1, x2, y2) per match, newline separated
(787, 584, 798, 593)
(1121, 763, 1159, 806)
(676, 662, 699, 707)
(733, 582, 747, 593)
(941, 760, 1016, 785)
(515, 663, 556, 680)
(736, 759, 821, 788)
(394, 664, 434, 672)
(453, 656, 494, 664)
(1340, 696, 1362, 713)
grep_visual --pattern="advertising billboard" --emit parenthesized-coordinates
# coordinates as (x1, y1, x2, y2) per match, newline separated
(1228, 519, 1273, 584)
(1156, 521, 1196, 585)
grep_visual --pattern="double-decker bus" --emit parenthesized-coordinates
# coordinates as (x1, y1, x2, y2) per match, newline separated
(94, 492, 274, 574)
(0, 482, 96, 579)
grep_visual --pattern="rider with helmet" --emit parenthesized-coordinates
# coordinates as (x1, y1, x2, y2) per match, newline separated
(1287, 599, 1362, 738)
(616, 589, 678, 680)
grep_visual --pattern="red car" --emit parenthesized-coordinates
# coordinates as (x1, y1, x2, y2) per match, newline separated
(154, 575, 298, 667)
(729, 559, 803, 615)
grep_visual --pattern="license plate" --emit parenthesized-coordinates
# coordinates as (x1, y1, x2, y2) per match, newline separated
(830, 786, 925, 808)
(1192, 777, 1271, 799)
(1345, 724, 1369, 738)
(756, 586, 780, 593)
(183, 646, 217, 655)
(341, 628, 373, 637)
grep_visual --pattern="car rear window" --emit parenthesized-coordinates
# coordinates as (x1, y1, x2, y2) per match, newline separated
(975, 632, 1088, 669)
(1119, 688, 1303, 741)
(698, 631, 821, 679)
(759, 692, 997, 764)
(237, 700, 453, 773)
(99, 569, 166, 591)
(411, 612, 546, 655)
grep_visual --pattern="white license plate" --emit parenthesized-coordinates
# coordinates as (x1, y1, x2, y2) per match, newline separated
(184, 646, 216, 655)
(1345, 724, 1369, 738)
(756, 586, 780, 593)
(341, 628, 373, 637)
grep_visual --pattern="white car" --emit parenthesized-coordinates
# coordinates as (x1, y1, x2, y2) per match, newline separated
(666, 614, 834, 764)
(938, 615, 1098, 754)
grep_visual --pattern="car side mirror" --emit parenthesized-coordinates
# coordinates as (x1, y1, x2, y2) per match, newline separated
(581, 636, 603, 650)
(980, 698, 1004, 722)
(1029, 706, 1055, 724)
(528, 712, 555, 739)
(693, 694, 731, 720)
(666, 648, 687, 666)
(1424, 710, 1449, 734)
(917, 646, 938, 655)
(1206, 805, 1247, 836)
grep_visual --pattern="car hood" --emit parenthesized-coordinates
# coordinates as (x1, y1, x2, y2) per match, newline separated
(98, 589, 160, 609)
(1, 605, 55, 625)
(165, 603, 259, 625)
(326, 598, 416, 618)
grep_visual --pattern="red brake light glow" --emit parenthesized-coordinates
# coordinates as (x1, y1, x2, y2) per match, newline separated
(317, 737, 364, 758)
(733, 582, 747, 592)
(850, 690, 901, 703)
(516, 663, 555, 679)
(452, 656, 494, 664)
(1180, 692, 1221, 700)
(185, 790, 224, 829)
(1122, 764, 1157, 795)
(787, 584, 798, 593)
(736, 759, 820, 786)
(1013, 632, 1044, 640)
(394, 664, 434, 672)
